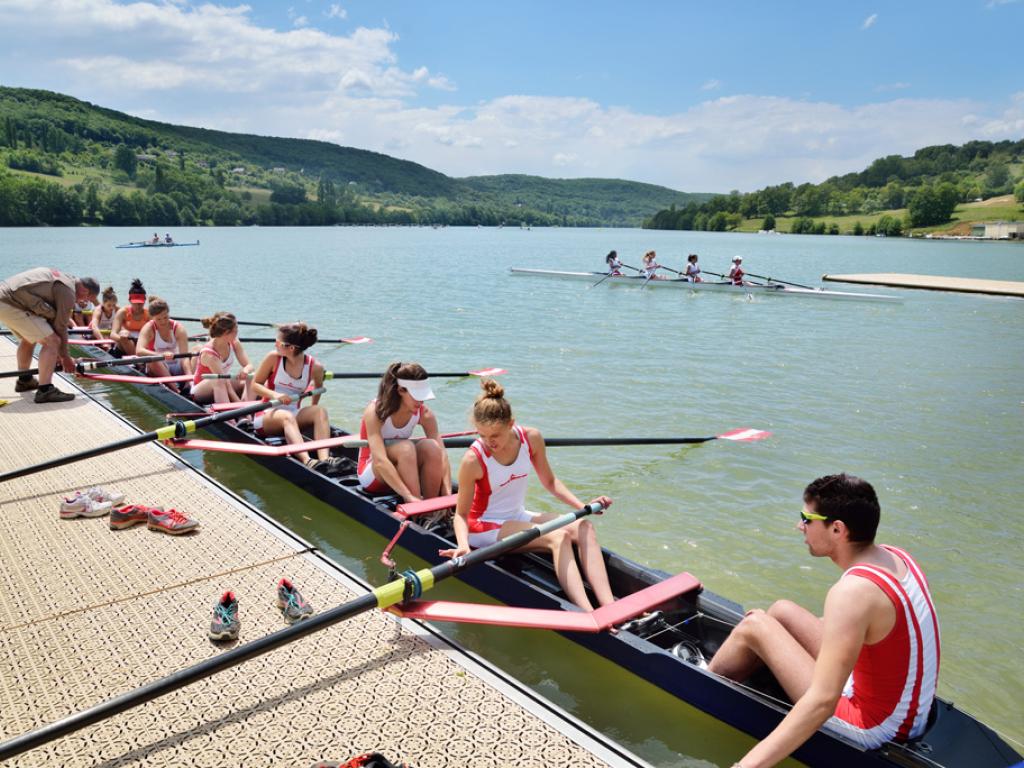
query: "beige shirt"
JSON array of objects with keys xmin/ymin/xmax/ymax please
[{"xmin": 0, "ymin": 267, "xmax": 77, "ymax": 356}]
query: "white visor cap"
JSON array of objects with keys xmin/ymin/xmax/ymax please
[
  {"xmin": 397, "ymin": 377, "xmax": 435, "ymax": 401},
  {"xmin": 732, "ymin": 256, "xmax": 743, "ymax": 262}
]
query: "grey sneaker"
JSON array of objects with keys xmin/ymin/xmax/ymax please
[
  {"xmin": 276, "ymin": 578, "xmax": 314, "ymax": 624},
  {"xmin": 148, "ymin": 507, "xmax": 200, "ymax": 535},
  {"xmin": 14, "ymin": 376, "xmax": 39, "ymax": 392},
  {"xmin": 34, "ymin": 386, "xmax": 74, "ymax": 403},
  {"xmin": 109, "ymin": 504, "xmax": 150, "ymax": 530},
  {"xmin": 209, "ymin": 591, "xmax": 240, "ymax": 641}
]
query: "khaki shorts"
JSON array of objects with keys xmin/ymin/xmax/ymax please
[{"xmin": 0, "ymin": 301, "xmax": 55, "ymax": 343}]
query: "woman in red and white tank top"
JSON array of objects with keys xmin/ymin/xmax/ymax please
[
  {"xmin": 728, "ymin": 256, "xmax": 746, "ymax": 285},
  {"xmin": 136, "ymin": 296, "xmax": 192, "ymax": 378},
  {"xmin": 357, "ymin": 362, "xmax": 450, "ymax": 502},
  {"xmin": 249, "ymin": 323, "xmax": 340, "ymax": 473},
  {"xmin": 110, "ymin": 277, "xmax": 149, "ymax": 356},
  {"xmin": 190, "ymin": 311, "xmax": 252, "ymax": 405},
  {"xmin": 89, "ymin": 286, "xmax": 118, "ymax": 340},
  {"xmin": 439, "ymin": 379, "xmax": 616, "ymax": 612}
]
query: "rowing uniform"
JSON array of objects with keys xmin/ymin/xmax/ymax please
[
  {"xmin": 729, "ymin": 265, "xmax": 745, "ymax": 285},
  {"xmin": 142, "ymin": 319, "xmax": 184, "ymax": 375},
  {"xmin": 357, "ymin": 401, "xmax": 423, "ymax": 492},
  {"xmin": 93, "ymin": 307, "xmax": 115, "ymax": 333},
  {"xmin": 121, "ymin": 307, "xmax": 149, "ymax": 340},
  {"xmin": 825, "ymin": 545, "xmax": 940, "ymax": 749},
  {"xmin": 685, "ymin": 264, "xmax": 701, "ymax": 282},
  {"xmin": 607, "ymin": 259, "xmax": 623, "ymax": 276},
  {"xmin": 253, "ymin": 353, "xmax": 316, "ymax": 434},
  {"xmin": 192, "ymin": 341, "xmax": 237, "ymax": 386},
  {"xmin": 466, "ymin": 425, "xmax": 540, "ymax": 548}
]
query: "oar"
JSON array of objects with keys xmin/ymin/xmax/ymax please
[
  {"xmin": 189, "ymin": 336, "xmax": 372, "ymax": 345},
  {"xmin": 744, "ymin": 272, "xmax": 817, "ymax": 290},
  {"xmin": 619, "ymin": 263, "xmax": 642, "ymax": 273},
  {"xmin": 1, "ymin": 328, "xmax": 94, "ymax": 337},
  {"xmin": 173, "ymin": 316, "xmax": 278, "ymax": 328},
  {"xmin": 591, "ymin": 270, "xmax": 619, "ymax": 288},
  {"xmin": 201, "ymin": 367, "xmax": 505, "ymax": 382},
  {"xmin": 0, "ymin": 397, "xmax": 299, "ymax": 484},
  {"xmin": 76, "ymin": 352, "xmax": 197, "ymax": 371},
  {"xmin": 0, "ymin": 501, "xmax": 604, "ymax": 760},
  {"xmin": 403, "ymin": 427, "xmax": 772, "ymax": 449}
]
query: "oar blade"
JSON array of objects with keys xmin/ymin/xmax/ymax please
[
  {"xmin": 717, "ymin": 428, "xmax": 771, "ymax": 442},
  {"xmin": 339, "ymin": 336, "xmax": 372, "ymax": 345},
  {"xmin": 468, "ymin": 367, "xmax": 506, "ymax": 377}
]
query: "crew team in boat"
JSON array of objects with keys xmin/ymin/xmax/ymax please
[
  {"xmin": 440, "ymin": 378, "xmax": 616, "ymax": 612},
  {"xmin": 249, "ymin": 322, "xmax": 343, "ymax": 473},
  {"xmin": 189, "ymin": 311, "xmax": 253, "ymax": 404},
  {"xmin": 110, "ymin": 278, "xmax": 150, "ymax": 356},
  {"xmin": 135, "ymin": 296, "xmax": 193, "ymax": 378},
  {"xmin": 357, "ymin": 362, "xmax": 451, "ymax": 502}
]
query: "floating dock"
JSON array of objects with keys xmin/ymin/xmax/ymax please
[
  {"xmin": 821, "ymin": 272, "xmax": 1024, "ymax": 297},
  {"xmin": 0, "ymin": 339, "xmax": 647, "ymax": 768}
]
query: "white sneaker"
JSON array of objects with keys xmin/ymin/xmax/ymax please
[
  {"xmin": 59, "ymin": 493, "xmax": 113, "ymax": 519},
  {"xmin": 83, "ymin": 486, "xmax": 126, "ymax": 506}
]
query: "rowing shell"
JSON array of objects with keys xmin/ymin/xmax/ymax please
[
  {"xmin": 115, "ymin": 241, "xmax": 200, "ymax": 249},
  {"xmin": 67, "ymin": 344, "xmax": 1018, "ymax": 768},
  {"xmin": 510, "ymin": 269, "xmax": 902, "ymax": 303}
]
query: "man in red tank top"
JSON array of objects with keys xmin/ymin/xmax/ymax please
[{"xmin": 709, "ymin": 473, "xmax": 940, "ymax": 767}]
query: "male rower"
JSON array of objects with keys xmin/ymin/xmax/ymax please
[
  {"xmin": 711, "ymin": 473, "xmax": 940, "ymax": 767},
  {"xmin": 0, "ymin": 268, "xmax": 101, "ymax": 403}
]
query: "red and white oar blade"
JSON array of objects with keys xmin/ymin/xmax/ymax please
[
  {"xmin": 68, "ymin": 338, "xmax": 115, "ymax": 346},
  {"xmin": 469, "ymin": 367, "xmax": 506, "ymax": 377},
  {"xmin": 339, "ymin": 336, "xmax": 372, "ymax": 345},
  {"xmin": 717, "ymin": 428, "xmax": 771, "ymax": 442}
]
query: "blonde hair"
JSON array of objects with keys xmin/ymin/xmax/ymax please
[
  {"xmin": 201, "ymin": 311, "xmax": 237, "ymax": 338},
  {"xmin": 473, "ymin": 378, "xmax": 512, "ymax": 425},
  {"xmin": 148, "ymin": 296, "xmax": 169, "ymax": 316}
]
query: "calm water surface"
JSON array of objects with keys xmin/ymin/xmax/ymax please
[{"xmin": 2, "ymin": 226, "xmax": 1022, "ymax": 765}]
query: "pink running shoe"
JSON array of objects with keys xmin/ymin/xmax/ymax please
[{"xmin": 148, "ymin": 508, "xmax": 200, "ymax": 535}]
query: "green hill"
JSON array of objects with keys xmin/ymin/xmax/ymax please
[{"xmin": 0, "ymin": 86, "xmax": 706, "ymax": 227}]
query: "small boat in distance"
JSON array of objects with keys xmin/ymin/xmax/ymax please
[
  {"xmin": 510, "ymin": 268, "xmax": 903, "ymax": 303},
  {"xmin": 115, "ymin": 240, "xmax": 200, "ymax": 249}
]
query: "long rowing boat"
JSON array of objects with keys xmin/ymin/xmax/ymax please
[
  {"xmin": 510, "ymin": 268, "xmax": 903, "ymax": 302},
  {"xmin": 115, "ymin": 241, "xmax": 200, "ymax": 249},
  {"xmin": 73, "ymin": 345, "xmax": 1018, "ymax": 768}
]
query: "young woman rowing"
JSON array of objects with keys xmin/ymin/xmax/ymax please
[
  {"xmin": 605, "ymin": 250, "xmax": 623, "ymax": 275},
  {"xmin": 136, "ymin": 296, "xmax": 192, "ymax": 378},
  {"xmin": 641, "ymin": 250, "xmax": 664, "ymax": 280},
  {"xmin": 89, "ymin": 286, "xmax": 118, "ymax": 340},
  {"xmin": 684, "ymin": 254, "xmax": 703, "ymax": 283},
  {"xmin": 249, "ymin": 323, "xmax": 342, "ymax": 474},
  {"xmin": 110, "ymin": 278, "xmax": 149, "ymax": 356},
  {"xmin": 357, "ymin": 362, "xmax": 451, "ymax": 503},
  {"xmin": 189, "ymin": 312, "xmax": 253, "ymax": 405},
  {"xmin": 440, "ymin": 379, "xmax": 615, "ymax": 612}
]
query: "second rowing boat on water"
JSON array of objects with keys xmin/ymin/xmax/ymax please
[
  {"xmin": 115, "ymin": 241, "xmax": 200, "ymax": 249},
  {"xmin": 510, "ymin": 268, "xmax": 903, "ymax": 302},
  {"xmin": 69, "ymin": 345, "xmax": 1017, "ymax": 768}
]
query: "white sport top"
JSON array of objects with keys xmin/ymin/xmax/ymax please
[{"xmin": 468, "ymin": 425, "xmax": 535, "ymax": 533}]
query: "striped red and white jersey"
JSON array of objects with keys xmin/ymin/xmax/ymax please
[
  {"xmin": 468, "ymin": 425, "xmax": 535, "ymax": 534},
  {"xmin": 830, "ymin": 545, "xmax": 940, "ymax": 747}
]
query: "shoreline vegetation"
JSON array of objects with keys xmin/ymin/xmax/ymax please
[
  {"xmin": 0, "ymin": 86, "xmax": 710, "ymax": 228},
  {"xmin": 643, "ymin": 140, "xmax": 1024, "ymax": 238}
]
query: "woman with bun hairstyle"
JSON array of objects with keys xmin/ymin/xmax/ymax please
[
  {"xmin": 89, "ymin": 286, "xmax": 118, "ymax": 340},
  {"xmin": 110, "ymin": 278, "xmax": 150, "ymax": 356},
  {"xmin": 249, "ymin": 323, "xmax": 341, "ymax": 473},
  {"xmin": 357, "ymin": 362, "xmax": 451, "ymax": 502},
  {"xmin": 136, "ymin": 296, "xmax": 193, "ymax": 378},
  {"xmin": 189, "ymin": 311, "xmax": 253, "ymax": 404},
  {"xmin": 440, "ymin": 379, "xmax": 615, "ymax": 612}
]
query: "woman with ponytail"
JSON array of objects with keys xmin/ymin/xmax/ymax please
[
  {"xmin": 189, "ymin": 311, "xmax": 253, "ymax": 404},
  {"xmin": 356, "ymin": 362, "xmax": 451, "ymax": 502},
  {"xmin": 110, "ymin": 278, "xmax": 149, "ymax": 355},
  {"xmin": 439, "ymin": 379, "xmax": 615, "ymax": 612},
  {"xmin": 136, "ymin": 296, "xmax": 192, "ymax": 378},
  {"xmin": 89, "ymin": 286, "xmax": 118, "ymax": 340},
  {"xmin": 248, "ymin": 323, "xmax": 341, "ymax": 473}
]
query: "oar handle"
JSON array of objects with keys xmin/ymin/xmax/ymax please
[{"xmin": 77, "ymin": 351, "xmax": 197, "ymax": 371}]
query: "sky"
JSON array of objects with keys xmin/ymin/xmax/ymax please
[{"xmin": 0, "ymin": 0, "xmax": 1022, "ymax": 192}]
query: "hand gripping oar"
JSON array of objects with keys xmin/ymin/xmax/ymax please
[
  {"xmin": 0, "ymin": 398, "xmax": 287, "ymax": 484},
  {"xmin": 743, "ymin": 272, "xmax": 817, "ymax": 290},
  {"xmin": 201, "ymin": 367, "xmax": 505, "ymax": 382},
  {"xmin": 0, "ymin": 501, "xmax": 604, "ymax": 761}
]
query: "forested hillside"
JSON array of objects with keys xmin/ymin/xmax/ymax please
[
  {"xmin": 644, "ymin": 139, "xmax": 1024, "ymax": 236},
  {"xmin": 0, "ymin": 86, "xmax": 702, "ymax": 227}
]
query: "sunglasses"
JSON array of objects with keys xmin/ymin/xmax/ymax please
[{"xmin": 800, "ymin": 507, "xmax": 829, "ymax": 524}]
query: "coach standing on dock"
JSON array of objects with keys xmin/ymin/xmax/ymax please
[{"xmin": 0, "ymin": 267, "xmax": 100, "ymax": 403}]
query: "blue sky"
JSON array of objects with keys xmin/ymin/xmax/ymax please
[{"xmin": 0, "ymin": 0, "xmax": 1021, "ymax": 191}]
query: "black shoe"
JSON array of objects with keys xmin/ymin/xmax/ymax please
[
  {"xmin": 14, "ymin": 376, "xmax": 39, "ymax": 392},
  {"xmin": 34, "ymin": 386, "xmax": 75, "ymax": 403}
]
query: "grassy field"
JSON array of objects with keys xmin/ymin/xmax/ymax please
[{"xmin": 736, "ymin": 195, "xmax": 1023, "ymax": 235}]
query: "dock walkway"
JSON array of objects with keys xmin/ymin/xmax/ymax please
[
  {"xmin": 822, "ymin": 272, "xmax": 1024, "ymax": 297},
  {"xmin": 0, "ymin": 339, "xmax": 644, "ymax": 768}
]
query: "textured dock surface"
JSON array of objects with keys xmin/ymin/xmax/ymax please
[
  {"xmin": 822, "ymin": 272, "xmax": 1024, "ymax": 297},
  {"xmin": 0, "ymin": 339, "xmax": 641, "ymax": 768}
]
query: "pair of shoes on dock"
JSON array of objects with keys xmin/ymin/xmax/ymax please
[
  {"xmin": 18, "ymin": 376, "xmax": 75, "ymax": 402},
  {"xmin": 60, "ymin": 487, "xmax": 126, "ymax": 519},
  {"xmin": 110, "ymin": 504, "xmax": 200, "ymax": 534},
  {"xmin": 209, "ymin": 578, "xmax": 315, "ymax": 642}
]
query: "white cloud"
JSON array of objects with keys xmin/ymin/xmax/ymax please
[
  {"xmin": 875, "ymin": 82, "xmax": 911, "ymax": 92},
  {"xmin": 700, "ymin": 79, "xmax": 721, "ymax": 91},
  {"xmin": 862, "ymin": 13, "xmax": 878, "ymax": 29},
  {"xmin": 293, "ymin": 15, "xmax": 309, "ymax": 28},
  {"xmin": 986, "ymin": 0, "xmax": 1020, "ymax": 7},
  {"xmin": 553, "ymin": 152, "xmax": 578, "ymax": 166},
  {"xmin": 326, "ymin": 4, "xmax": 347, "ymax": 19}
]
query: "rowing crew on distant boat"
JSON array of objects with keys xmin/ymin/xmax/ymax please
[
  {"xmin": 1, "ymin": 342, "xmax": 1015, "ymax": 768},
  {"xmin": 511, "ymin": 268, "xmax": 903, "ymax": 302},
  {"xmin": 115, "ymin": 237, "xmax": 199, "ymax": 249}
]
